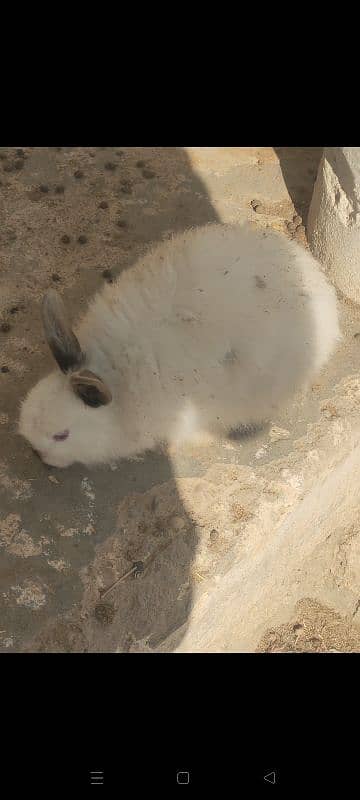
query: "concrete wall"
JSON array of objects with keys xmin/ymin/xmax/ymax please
[{"xmin": 308, "ymin": 148, "xmax": 360, "ymax": 303}]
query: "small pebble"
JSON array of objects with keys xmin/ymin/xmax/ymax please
[
  {"xmin": 78, "ymin": 235, "xmax": 87, "ymax": 245},
  {"xmin": 98, "ymin": 200, "xmax": 109, "ymax": 209},
  {"xmin": 14, "ymin": 159, "xmax": 24, "ymax": 170},
  {"xmin": 55, "ymin": 185, "xmax": 65, "ymax": 194},
  {"xmin": 253, "ymin": 203, "xmax": 263, "ymax": 213},
  {"xmin": 104, "ymin": 162, "xmax": 117, "ymax": 171},
  {"xmin": 39, "ymin": 184, "xmax": 49, "ymax": 193},
  {"xmin": 251, "ymin": 199, "xmax": 259, "ymax": 209},
  {"xmin": 295, "ymin": 225, "xmax": 305, "ymax": 235},
  {"xmin": 136, "ymin": 160, "xmax": 146, "ymax": 168},
  {"xmin": 74, "ymin": 170, "xmax": 84, "ymax": 179},
  {"xmin": 9, "ymin": 306, "xmax": 18, "ymax": 314},
  {"xmin": 51, "ymin": 273, "xmax": 61, "ymax": 282},
  {"xmin": 102, "ymin": 269, "xmax": 113, "ymax": 282},
  {"xmin": 116, "ymin": 219, "xmax": 127, "ymax": 228},
  {"xmin": 0, "ymin": 323, "xmax": 11, "ymax": 333},
  {"xmin": 1, "ymin": 366, "xmax": 9, "ymax": 373},
  {"xmin": 142, "ymin": 168, "xmax": 156, "ymax": 179},
  {"xmin": 293, "ymin": 214, "xmax": 302, "ymax": 225},
  {"xmin": 120, "ymin": 181, "xmax": 132, "ymax": 194},
  {"xmin": 287, "ymin": 221, "xmax": 296, "ymax": 231},
  {"xmin": 61, "ymin": 234, "xmax": 71, "ymax": 244}
]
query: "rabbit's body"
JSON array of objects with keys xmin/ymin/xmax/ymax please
[{"xmin": 19, "ymin": 223, "xmax": 341, "ymax": 468}]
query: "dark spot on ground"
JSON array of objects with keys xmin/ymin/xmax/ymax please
[
  {"xmin": 27, "ymin": 190, "xmax": 43, "ymax": 202},
  {"xmin": 98, "ymin": 201, "xmax": 109, "ymax": 209},
  {"xmin": 94, "ymin": 602, "xmax": 116, "ymax": 626},
  {"xmin": 102, "ymin": 269, "xmax": 113, "ymax": 283},
  {"xmin": 104, "ymin": 162, "xmax": 117, "ymax": 172},
  {"xmin": 255, "ymin": 275, "xmax": 266, "ymax": 289},
  {"xmin": 74, "ymin": 170, "xmax": 84, "ymax": 179},
  {"xmin": 0, "ymin": 323, "xmax": 11, "ymax": 332},
  {"xmin": 78, "ymin": 235, "xmax": 87, "ymax": 245},
  {"xmin": 120, "ymin": 181, "xmax": 132, "ymax": 194},
  {"xmin": 61, "ymin": 234, "xmax": 71, "ymax": 244}
]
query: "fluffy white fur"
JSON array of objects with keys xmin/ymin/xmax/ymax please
[{"xmin": 18, "ymin": 223, "xmax": 341, "ymax": 468}]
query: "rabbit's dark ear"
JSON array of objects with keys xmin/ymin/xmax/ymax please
[
  {"xmin": 70, "ymin": 369, "xmax": 112, "ymax": 408},
  {"xmin": 42, "ymin": 290, "xmax": 84, "ymax": 373}
]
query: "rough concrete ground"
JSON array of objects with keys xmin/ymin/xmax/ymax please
[{"xmin": 1, "ymin": 146, "xmax": 360, "ymax": 653}]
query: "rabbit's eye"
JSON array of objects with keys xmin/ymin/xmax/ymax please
[{"xmin": 53, "ymin": 430, "xmax": 70, "ymax": 442}]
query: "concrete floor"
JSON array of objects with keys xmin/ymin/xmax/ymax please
[{"xmin": 1, "ymin": 146, "xmax": 359, "ymax": 653}]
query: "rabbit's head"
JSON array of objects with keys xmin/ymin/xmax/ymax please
[{"xmin": 18, "ymin": 290, "xmax": 114, "ymax": 468}]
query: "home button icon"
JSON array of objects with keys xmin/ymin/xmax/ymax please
[{"xmin": 177, "ymin": 771, "xmax": 190, "ymax": 784}]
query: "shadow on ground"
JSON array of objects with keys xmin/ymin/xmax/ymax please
[
  {"xmin": 273, "ymin": 147, "xmax": 323, "ymax": 226},
  {"xmin": 0, "ymin": 147, "xmax": 220, "ymax": 652}
]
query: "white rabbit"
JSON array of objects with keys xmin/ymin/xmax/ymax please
[{"xmin": 18, "ymin": 223, "xmax": 341, "ymax": 468}]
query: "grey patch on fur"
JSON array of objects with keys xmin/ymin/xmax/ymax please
[
  {"xmin": 176, "ymin": 310, "xmax": 200, "ymax": 324},
  {"xmin": 228, "ymin": 420, "xmax": 268, "ymax": 441},
  {"xmin": 221, "ymin": 348, "xmax": 238, "ymax": 365},
  {"xmin": 255, "ymin": 275, "xmax": 267, "ymax": 289}
]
